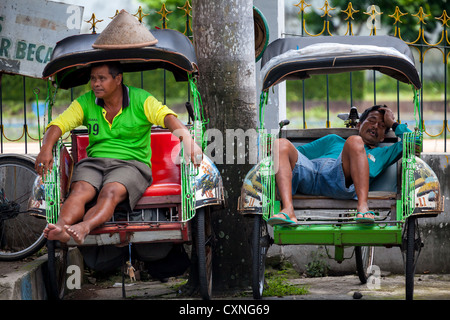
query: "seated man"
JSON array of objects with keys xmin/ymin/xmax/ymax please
[
  {"xmin": 35, "ymin": 62, "xmax": 201, "ymax": 244},
  {"xmin": 268, "ymin": 105, "xmax": 410, "ymax": 226}
]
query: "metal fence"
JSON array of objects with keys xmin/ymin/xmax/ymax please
[
  {"xmin": 285, "ymin": 1, "xmax": 449, "ymax": 152},
  {"xmin": 0, "ymin": 4, "xmax": 193, "ymax": 155},
  {"xmin": 0, "ymin": 1, "xmax": 449, "ymax": 153}
]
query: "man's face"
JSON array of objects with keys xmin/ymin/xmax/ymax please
[
  {"xmin": 357, "ymin": 110, "xmax": 386, "ymax": 148},
  {"xmin": 90, "ymin": 65, "xmax": 122, "ymax": 99}
]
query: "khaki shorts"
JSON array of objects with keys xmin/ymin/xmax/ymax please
[{"xmin": 71, "ymin": 157, "xmax": 152, "ymax": 211}]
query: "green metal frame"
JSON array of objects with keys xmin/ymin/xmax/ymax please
[
  {"xmin": 45, "ymin": 142, "xmax": 61, "ymax": 224},
  {"xmin": 273, "ymin": 223, "xmax": 403, "ymax": 247},
  {"xmin": 179, "ymin": 76, "xmax": 208, "ymax": 222},
  {"xmin": 258, "ymin": 91, "xmax": 277, "ymax": 221}
]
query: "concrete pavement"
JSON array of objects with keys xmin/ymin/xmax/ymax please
[
  {"xmin": 2, "ymin": 250, "xmax": 450, "ymax": 300},
  {"xmin": 63, "ymin": 273, "xmax": 450, "ymax": 300}
]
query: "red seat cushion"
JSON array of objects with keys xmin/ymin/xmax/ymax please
[
  {"xmin": 74, "ymin": 130, "xmax": 182, "ymax": 197},
  {"xmin": 141, "ymin": 183, "xmax": 182, "ymax": 197}
]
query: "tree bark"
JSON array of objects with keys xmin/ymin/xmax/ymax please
[{"xmin": 192, "ymin": 0, "xmax": 257, "ymax": 292}]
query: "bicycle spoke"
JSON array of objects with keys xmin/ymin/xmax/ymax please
[{"xmin": 0, "ymin": 157, "xmax": 47, "ymax": 260}]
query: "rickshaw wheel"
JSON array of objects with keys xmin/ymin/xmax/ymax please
[
  {"xmin": 0, "ymin": 156, "xmax": 47, "ymax": 261},
  {"xmin": 355, "ymin": 246, "xmax": 375, "ymax": 284},
  {"xmin": 46, "ymin": 240, "xmax": 68, "ymax": 300},
  {"xmin": 251, "ymin": 214, "xmax": 270, "ymax": 299},
  {"xmin": 405, "ymin": 216, "xmax": 420, "ymax": 300},
  {"xmin": 195, "ymin": 207, "xmax": 213, "ymax": 300}
]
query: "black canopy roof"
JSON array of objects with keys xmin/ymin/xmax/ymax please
[
  {"xmin": 42, "ymin": 29, "xmax": 197, "ymax": 89},
  {"xmin": 261, "ymin": 35, "xmax": 421, "ymax": 91}
]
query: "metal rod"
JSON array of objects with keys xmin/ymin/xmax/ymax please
[
  {"xmin": 288, "ymin": 220, "xmax": 404, "ymax": 226},
  {"xmin": 23, "ymin": 76, "xmax": 27, "ymax": 153},
  {"xmin": 0, "ymin": 73, "xmax": 3, "ymax": 153}
]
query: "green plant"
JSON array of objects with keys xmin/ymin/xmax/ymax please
[
  {"xmin": 305, "ymin": 249, "xmax": 330, "ymax": 278},
  {"xmin": 262, "ymin": 267, "xmax": 309, "ymax": 297},
  {"xmin": 263, "ymin": 271, "xmax": 309, "ymax": 297}
]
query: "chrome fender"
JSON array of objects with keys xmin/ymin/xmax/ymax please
[
  {"xmin": 238, "ymin": 162, "xmax": 264, "ymax": 215},
  {"xmin": 413, "ymin": 156, "xmax": 444, "ymax": 216},
  {"xmin": 194, "ymin": 155, "xmax": 225, "ymax": 209}
]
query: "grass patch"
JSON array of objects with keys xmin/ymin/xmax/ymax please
[{"xmin": 263, "ymin": 265, "xmax": 309, "ymax": 297}]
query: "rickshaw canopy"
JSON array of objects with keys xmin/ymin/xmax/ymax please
[
  {"xmin": 260, "ymin": 35, "xmax": 421, "ymax": 91},
  {"xmin": 42, "ymin": 28, "xmax": 197, "ymax": 89}
]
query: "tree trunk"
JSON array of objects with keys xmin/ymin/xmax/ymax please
[{"xmin": 192, "ymin": 0, "xmax": 257, "ymax": 292}]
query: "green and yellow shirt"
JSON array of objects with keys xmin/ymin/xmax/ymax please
[{"xmin": 47, "ymin": 85, "xmax": 177, "ymax": 167}]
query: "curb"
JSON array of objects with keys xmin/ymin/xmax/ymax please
[
  {"xmin": 0, "ymin": 248, "xmax": 84, "ymax": 300},
  {"xmin": 0, "ymin": 255, "xmax": 48, "ymax": 300}
]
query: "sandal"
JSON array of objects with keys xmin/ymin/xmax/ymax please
[
  {"xmin": 267, "ymin": 212, "xmax": 296, "ymax": 226},
  {"xmin": 355, "ymin": 211, "xmax": 375, "ymax": 224}
]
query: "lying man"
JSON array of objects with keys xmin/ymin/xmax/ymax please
[
  {"xmin": 268, "ymin": 105, "xmax": 410, "ymax": 226},
  {"xmin": 35, "ymin": 62, "xmax": 201, "ymax": 244}
]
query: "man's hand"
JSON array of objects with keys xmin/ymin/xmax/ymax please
[
  {"xmin": 185, "ymin": 139, "xmax": 204, "ymax": 167},
  {"xmin": 379, "ymin": 106, "xmax": 396, "ymax": 129},
  {"xmin": 35, "ymin": 146, "xmax": 54, "ymax": 177},
  {"xmin": 34, "ymin": 125, "xmax": 62, "ymax": 176},
  {"xmin": 164, "ymin": 114, "xmax": 203, "ymax": 168}
]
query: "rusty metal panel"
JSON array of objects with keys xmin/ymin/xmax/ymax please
[{"xmin": 0, "ymin": 0, "xmax": 83, "ymax": 78}]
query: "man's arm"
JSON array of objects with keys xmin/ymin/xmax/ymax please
[
  {"xmin": 35, "ymin": 125, "xmax": 62, "ymax": 176},
  {"xmin": 34, "ymin": 101, "xmax": 84, "ymax": 176},
  {"xmin": 164, "ymin": 114, "xmax": 203, "ymax": 166}
]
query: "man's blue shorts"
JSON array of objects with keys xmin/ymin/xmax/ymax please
[{"xmin": 292, "ymin": 150, "xmax": 356, "ymax": 199}]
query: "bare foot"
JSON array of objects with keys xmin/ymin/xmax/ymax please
[
  {"xmin": 43, "ymin": 223, "xmax": 70, "ymax": 243},
  {"xmin": 64, "ymin": 223, "xmax": 90, "ymax": 245}
]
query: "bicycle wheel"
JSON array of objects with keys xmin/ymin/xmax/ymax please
[
  {"xmin": 195, "ymin": 207, "xmax": 213, "ymax": 300},
  {"xmin": 0, "ymin": 155, "xmax": 47, "ymax": 261},
  {"xmin": 251, "ymin": 214, "xmax": 270, "ymax": 299},
  {"xmin": 355, "ymin": 246, "xmax": 375, "ymax": 284}
]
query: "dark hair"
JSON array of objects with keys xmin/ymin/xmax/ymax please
[
  {"xmin": 90, "ymin": 62, "xmax": 123, "ymax": 80},
  {"xmin": 359, "ymin": 104, "xmax": 389, "ymax": 133}
]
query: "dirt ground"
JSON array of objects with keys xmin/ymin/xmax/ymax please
[{"xmin": 63, "ymin": 271, "xmax": 450, "ymax": 300}]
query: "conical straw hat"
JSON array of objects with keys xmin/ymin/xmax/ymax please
[{"xmin": 92, "ymin": 9, "xmax": 158, "ymax": 49}]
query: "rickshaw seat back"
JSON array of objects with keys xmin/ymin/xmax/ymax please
[
  {"xmin": 72, "ymin": 132, "xmax": 89, "ymax": 162},
  {"xmin": 71, "ymin": 129, "xmax": 182, "ymax": 197},
  {"xmin": 144, "ymin": 130, "xmax": 181, "ymax": 196}
]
